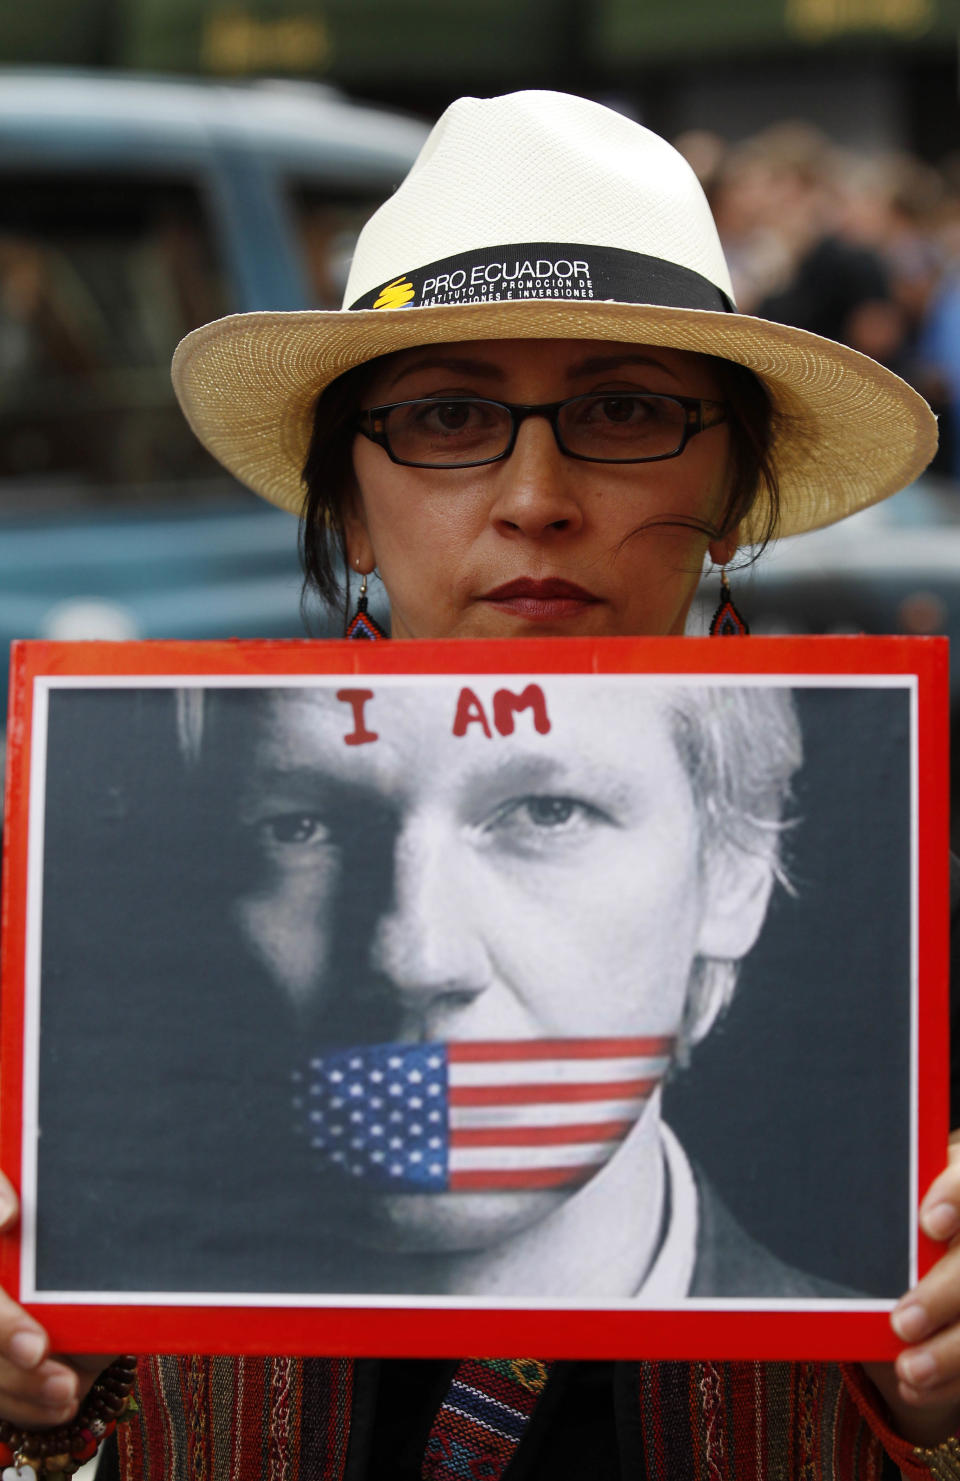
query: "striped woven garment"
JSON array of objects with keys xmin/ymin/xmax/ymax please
[
  {"xmin": 421, "ymin": 1358, "xmax": 551, "ymax": 1480},
  {"xmin": 118, "ymin": 1356, "xmax": 952, "ymax": 1480}
]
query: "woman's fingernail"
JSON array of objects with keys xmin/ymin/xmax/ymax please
[
  {"xmin": 922, "ymin": 1202, "xmax": 960, "ymax": 1240},
  {"xmin": 7, "ymin": 1330, "xmax": 45, "ymax": 1370},
  {"xmin": 900, "ymin": 1350, "xmax": 937, "ymax": 1387},
  {"xmin": 891, "ymin": 1301, "xmax": 930, "ymax": 1343},
  {"xmin": 0, "ymin": 1188, "xmax": 16, "ymax": 1224}
]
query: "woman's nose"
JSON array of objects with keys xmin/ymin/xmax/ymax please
[
  {"xmin": 370, "ymin": 815, "xmax": 490, "ymax": 1022},
  {"xmin": 487, "ymin": 414, "xmax": 584, "ymax": 539}
]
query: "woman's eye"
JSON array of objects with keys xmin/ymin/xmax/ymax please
[
  {"xmin": 431, "ymin": 402, "xmax": 473, "ymax": 432},
  {"xmin": 598, "ymin": 396, "xmax": 645, "ymax": 424},
  {"xmin": 259, "ymin": 814, "xmax": 328, "ymax": 846},
  {"xmin": 417, "ymin": 400, "xmax": 490, "ymax": 434}
]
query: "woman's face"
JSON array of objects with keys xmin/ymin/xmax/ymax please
[
  {"xmin": 230, "ymin": 681, "xmax": 770, "ymax": 1255},
  {"xmin": 347, "ymin": 338, "xmax": 738, "ymax": 640}
]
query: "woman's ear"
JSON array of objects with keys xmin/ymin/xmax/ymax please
[
  {"xmin": 343, "ymin": 491, "xmax": 375, "ymax": 576},
  {"xmin": 707, "ymin": 525, "xmax": 740, "ymax": 568}
]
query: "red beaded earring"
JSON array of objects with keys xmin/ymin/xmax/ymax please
[
  {"xmin": 346, "ymin": 567, "xmax": 387, "ymax": 640},
  {"xmin": 709, "ymin": 568, "xmax": 749, "ymax": 636}
]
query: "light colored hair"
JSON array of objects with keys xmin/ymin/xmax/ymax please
[{"xmin": 668, "ymin": 686, "xmax": 803, "ymax": 1054}]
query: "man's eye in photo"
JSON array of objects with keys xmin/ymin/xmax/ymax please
[
  {"xmin": 261, "ymin": 814, "xmax": 328, "ymax": 845},
  {"xmin": 486, "ymin": 795, "xmax": 609, "ymax": 836}
]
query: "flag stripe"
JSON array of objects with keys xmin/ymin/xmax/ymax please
[
  {"xmin": 447, "ymin": 1037, "xmax": 674, "ymax": 1062},
  {"xmin": 450, "ymin": 1141, "xmax": 613, "ymax": 1171},
  {"xmin": 450, "ymin": 1097, "xmax": 648, "ymax": 1128},
  {"xmin": 448, "ymin": 1056, "xmax": 669, "ymax": 1086},
  {"xmin": 451, "ymin": 1167, "xmax": 594, "ymax": 1190},
  {"xmin": 449, "ymin": 1078, "xmax": 658, "ymax": 1106},
  {"xmin": 451, "ymin": 1118, "xmax": 634, "ymax": 1147}
]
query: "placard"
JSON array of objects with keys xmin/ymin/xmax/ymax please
[{"xmin": 0, "ymin": 635, "xmax": 949, "ymax": 1358}]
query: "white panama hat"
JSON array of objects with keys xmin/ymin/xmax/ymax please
[{"xmin": 171, "ymin": 89, "xmax": 937, "ymax": 542}]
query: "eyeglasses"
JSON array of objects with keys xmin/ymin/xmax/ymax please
[{"xmin": 355, "ymin": 393, "xmax": 728, "ymax": 469}]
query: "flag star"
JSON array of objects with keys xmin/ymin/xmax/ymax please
[
  {"xmin": 308, "ymin": 1059, "xmax": 323, "ymax": 1071},
  {"xmin": 389, "ymin": 1163, "xmax": 404, "ymax": 1176},
  {"xmin": 427, "ymin": 1085, "xmax": 441, "ymax": 1096},
  {"xmin": 371, "ymin": 1150, "xmax": 385, "ymax": 1163},
  {"xmin": 329, "ymin": 1069, "xmax": 344, "ymax": 1082},
  {"xmin": 350, "ymin": 1137, "xmax": 365, "ymax": 1150},
  {"xmin": 330, "ymin": 1097, "xmax": 344, "ymax": 1109},
  {"xmin": 409, "ymin": 1097, "xmax": 423, "ymax": 1109},
  {"xmin": 427, "ymin": 1055, "xmax": 442, "ymax": 1069},
  {"xmin": 349, "ymin": 1057, "xmax": 363, "ymax": 1070},
  {"xmin": 371, "ymin": 1125, "xmax": 384, "ymax": 1136},
  {"xmin": 310, "ymin": 1110, "xmax": 324, "ymax": 1123},
  {"xmin": 370, "ymin": 1097, "xmax": 384, "ymax": 1110},
  {"xmin": 428, "ymin": 1111, "xmax": 441, "ymax": 1123},
  {"xmin": 310, "ymin": 1137, "xmax": 326, "ymax": 1149},
  {"xmin": 410, "ymin": 1123, "xmax": 422, "ymax": 1136},
  {"xmin": 407, "ymin": 1069, "xmax": 423, "ymax": 1083},
  {"xmin": 292, "ymin": 1096, "xmax": 303, "ymax": 1109},
  {"xmin": 349, "ymin": 1110, "xmax": 364, "ymax": 1123},
  {"xmin": 350, "ymin": 1164, "xmax": 364, "ymax": 1176},
  {"xmin": 389, "ymin": 1110, "xmax": 403, "ymax": 1123},
  {"xmin": 428, "ymin": 1137, "xmax": 441, "ymax": 1149},
  {"xmin": 388, "ymin": 1056, "xmax": 402, "ymax": 1069},
  {"xmin": 348, "ymin": 1083, "xmax": 363, "ymax": 1098},
  {"xmin": 388, "ymin": 1083, "xmax": 403, "ymax": 1097},
  {"xmin": 331, "ymin": 1126, "xmax": 344, "ymax": 1137},
  {"xmin": 389, "ymin": 1137, "xmax": 403, "ymax": 1150},
  {"xmin": 332, "ymin": 1150, "xmax": 345, "ymax": 1162},
  {"xmin": 409, "ymin": 1150, "xmax": 423, "ymax": 1163},
  {"xmin": 370, "ymin": 1069, "xmax": 384, "ymax": 1083},
  {"xmin": 429, "ymin": 1164, "xmax": 442, "ymax": 1176},
  {"xmin": 291, "ymin": 1070, "xmax": 304, "ymax": 1082}
]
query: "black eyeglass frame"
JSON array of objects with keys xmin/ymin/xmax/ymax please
[{"xmin": 355, "ymin": 393, "xmax": 729, "ymax": 468}]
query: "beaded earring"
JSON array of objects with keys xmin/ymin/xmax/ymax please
[
  {"xmin": 346, "ymin": 567, "xmax": 387, "ymax": 640},
  {"xmin": 709, "ymin": 568, "xmax": 749, "ymax": 636}
]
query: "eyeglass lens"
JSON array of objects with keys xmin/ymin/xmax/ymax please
[{"xmin": 382, "ymin": 394, "xmax": 691, "ymax": 465}]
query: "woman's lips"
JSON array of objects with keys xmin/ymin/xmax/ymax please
[{"xmin": 480, "ymin": 578, "xmax": 601, "ymax": 622}]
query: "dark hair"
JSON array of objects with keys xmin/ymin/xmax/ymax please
[{"xmin": 299, "ymin": 350, "xmax": 781, "ymax": 620}]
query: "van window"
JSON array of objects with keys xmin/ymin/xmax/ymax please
[
  {"xmin": 0, "ymin": 174, "xmax": 230, "ymax": 512},
  {"xmin": 288, "ymin": 186, "xmax": 382, "ymax": 308}
]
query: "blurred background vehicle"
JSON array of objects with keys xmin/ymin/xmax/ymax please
[{"xmin": 0, "ymin": 69, "xmax": 425, "ymax": 723}]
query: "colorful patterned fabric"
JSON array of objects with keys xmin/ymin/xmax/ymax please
[
  {"xmin": 121, "ymin": 1356, "xmax": 353, "ymax": 1481},
  {"xmin": 421, "ymin": 1358, "xmax": 551, "ymax": 1480},
  {"xmin": 122, "ymin": 1356, "xmax": 955, "ymax": 1480}
]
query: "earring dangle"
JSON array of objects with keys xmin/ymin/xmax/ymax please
[
  {"xmin": 709, "ymin": 568, "xmax": 750, "ymax": 637},
  {"xmin": 346, "ymin": 569, "xmax": 387, "ymax": 640}
]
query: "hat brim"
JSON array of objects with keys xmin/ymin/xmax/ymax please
[{"xmin": 171, "ymin": 298, "xmax": 937, "ymax": 543}]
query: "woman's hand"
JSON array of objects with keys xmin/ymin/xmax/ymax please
[
  {"xmin": 0, "ymin": 1173, "xmax": 109, "ymax": 1427},
  {"xmin": 865, "ymin": 1132, "xmax": 960, "ymax": 1445}
]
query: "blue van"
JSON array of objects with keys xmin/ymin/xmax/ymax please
[{"xmin": 0, "ymin": 70, "xmax": 427, "ymax": 714}]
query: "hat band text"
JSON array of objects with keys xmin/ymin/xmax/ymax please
[{"xmin": 350, "ymin": 242, "xmax": 735, "ymax": 314}]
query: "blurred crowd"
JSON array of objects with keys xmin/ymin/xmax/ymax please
[{"xmin": 676, "ymin": 122, "xmax": 960, "ymax": 480}]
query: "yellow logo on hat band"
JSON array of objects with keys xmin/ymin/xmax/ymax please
[{"xmin": 373, "ymin": 276, "xmax": 415, "ymax": 309}]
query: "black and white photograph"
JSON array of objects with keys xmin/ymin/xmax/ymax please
[{"xmin": 20, "ymin": 669, "xmax": 915, "ymax": 1312}]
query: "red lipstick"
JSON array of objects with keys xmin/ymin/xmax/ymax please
[{"xmin": 480, "ymin": 578, "xmax": 601, "ymax": 622}]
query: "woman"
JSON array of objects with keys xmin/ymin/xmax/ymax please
[{"xmin": 0, "ymin": 88, "xmax": 956, "ymax": 1480}]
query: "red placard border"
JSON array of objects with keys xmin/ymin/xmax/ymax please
[{"xmin": 0, "ymin": 634, "xmax": 950, "ymax": 1360}]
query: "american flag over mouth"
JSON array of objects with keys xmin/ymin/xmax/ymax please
[{"xmin": 292, "ymin": 1037, "xmax": 675, "ymax": 1193}]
